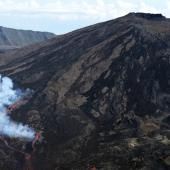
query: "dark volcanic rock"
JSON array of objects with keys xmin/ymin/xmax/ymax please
[
  {"xmin": 128, "ymin": 12, "xmax": 166, "ymax": 20},
  {"xmin": 0, "ymin": 12, "xmax": 170, "ymax": 170}
]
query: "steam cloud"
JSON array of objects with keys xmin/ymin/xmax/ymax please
[{"xmin": 0, "ymin": 74, "xmax": 35, "ymax": 140}]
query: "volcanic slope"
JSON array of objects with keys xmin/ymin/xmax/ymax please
[
  {"xmin": 0, "ymin": 26, "xmax": 55, "ymax": 52},
  {"xmin": 0, "ymin": 13, "xmax": 170, "ymax": 170}
]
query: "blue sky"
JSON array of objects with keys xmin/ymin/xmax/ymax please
[{"xmin": 0, "ymin": 0, "xmax": 169, "ymax": 34}]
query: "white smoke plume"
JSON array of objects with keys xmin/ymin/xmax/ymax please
[{"xmin": 0, "ymin": 74, "xmax": 35, "ymax": 140}]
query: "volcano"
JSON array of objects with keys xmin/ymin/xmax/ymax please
[{"xmin": 0, "ymin": 12, "xmax": 170, "ymax": 169}]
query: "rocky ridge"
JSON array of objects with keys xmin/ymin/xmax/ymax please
[{"xmin": 0, "ymin": 26, "xmax": 55, "ymax": 52}]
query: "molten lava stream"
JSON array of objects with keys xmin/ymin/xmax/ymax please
[
  {"xmin": 23, "ymin": 153, "xmax": 34, "ymax": 170},
  {"xmin": 0, "ymin": 136, "xmax": 35, "ymax": 170},
  {"xmin": 23, "ymin": 132, "xmax": 42, "ymax": 170}
]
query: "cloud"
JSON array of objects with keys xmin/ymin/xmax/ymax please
[
  {"xmin": 0, "ymin": 0, "xmax": 169, "ymax": 34},
  {"xmin": 0, "ymin": 0, "xmax": 168, "ymax": 22}
]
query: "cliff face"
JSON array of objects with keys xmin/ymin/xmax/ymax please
[
  {"xmin": 0, "ymin": 13, "xmax": 170, "ymax": 170},
  {"xmin": 0, "ymin": 26, "xmax": 55, "ymax": 52}
]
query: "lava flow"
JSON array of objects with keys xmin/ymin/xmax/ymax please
[
  {"xmin": 0, "ymin": 131, "xmax": 42, "ymax": 170},
  {"xmin": 0, "ymin": 74, "xmax": 37, "ymax": 169},
  {"xmin": 23, "ymin": 132, "xmax": 42, "ymax": 170},
  {"xmin": 0, "ymin": 74, "xmax": 35, "ymax": 139},
  {"xmin": 7, "ymin": 95, "xmax": 32, "ymax": 114}
]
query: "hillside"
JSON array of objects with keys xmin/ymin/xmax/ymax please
[
  {"xmin": 0, "ymin": 26, "xmax": 55, "ymax": 52},
  {"xmin": 0, "ymin": 13, "xmax": 170, "ymax": 170}
]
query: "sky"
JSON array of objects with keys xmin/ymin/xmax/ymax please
[{"xmin": 0, "ymin": 0, "xmax": 169, "ymax": 34}]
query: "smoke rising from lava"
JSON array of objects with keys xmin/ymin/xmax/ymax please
[{"xmin": 0, "ymin": 74, "xmax": 35, "ymax": 140}]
